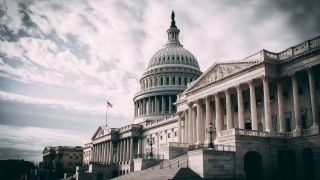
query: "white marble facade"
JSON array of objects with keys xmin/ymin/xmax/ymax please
[{"xmin": 83, "ymin": 12, "xmax": 320, "ymax": 178}]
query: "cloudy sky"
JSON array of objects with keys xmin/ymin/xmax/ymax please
[{"xmin": 0, "ymin": 0, "xmax": 319, "ymax": 163}]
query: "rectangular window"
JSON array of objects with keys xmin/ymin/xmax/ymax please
[
  {"xmin": 283, "ymin": 91, "xmax": 289, "ymax": 99},
  {"xmin": 298, "ymin": 86, "xmax": 303, "ymax": 95}
]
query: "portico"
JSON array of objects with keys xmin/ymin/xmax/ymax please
[{"xmin": 176, "ymin": 47, "xmax": 320, "ymax": 143}]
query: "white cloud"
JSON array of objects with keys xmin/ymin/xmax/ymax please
[{"xmin": 0, "ymin": 0, "xmax": 319, "ymax": 161}]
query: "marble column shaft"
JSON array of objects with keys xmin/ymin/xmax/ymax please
[
  {"xmin": 237, "ymin": 85, "xmax": 245, "ymax": 129},
  {"xmin": 130, "ymin": 138, "xmax": 134, "ymax": 160},
  {"xmin": 178, "ymin": 113, "xmax": 182, "ymax": 142},
  {"xmin": 263, "ymin": 77, "xmax": 272, "ymax": 132},
  {"xmin": 307, "ymin": 68, "xmax": 319, "ymax": 126},
  {"xmin": 184, "ymin": 111, "xmax": 188, "ymax": 143},
  {"xmin": 205, "ymin": 97, "xmax": 211, "ymax": 143},
  {"xmin": 169, "ymin": 95, "xmax": 172, "ymax": 113},
  {"xmin": 188, "ymin": 105, "xmax": 193, "ymax": 143},
  {"xmin": 277, "ymin": 81, "xmax": 285, "ymax": 133},
  {"xmin": 226, "ymin": 90, "xmax": 233, "ymax": 129},
  {"xmin": 215, "ymin": 94, "xmax": 222, "ymax": 132},
  {"xmin": 249, "ymin": 81, "xmax": 258, "ymax": 130},
  {"xmin": 196, "ymin": 102, "xmax": 201, "ymax": 144},
  {"xmin": 292, "ymin": 74, "xmax": 301, "ymax": 129},
  {"xmin": 162, "ymin": 96, "xmax": 165, "ymax": 113}
]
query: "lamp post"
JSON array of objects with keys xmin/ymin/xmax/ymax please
[
  {"xmin": 146, "ymin": 134, "xmax": 155, "ymax": 158},
  {"xmin": 205, "ymin": 122, "xmax": 216, "ymax": 149}
]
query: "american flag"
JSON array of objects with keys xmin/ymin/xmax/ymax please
[{"xmin": 107, "ymin": 101, "xmax": 113, "ymax": 108}]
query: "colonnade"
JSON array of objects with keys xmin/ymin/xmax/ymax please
[
  {"xmin": 141, "ymin": 75, "xmax": 193, "ymax": 90},
  {"xmin": 92, "ymin": 137, "xmax": 140, "ymax": 164},
  {"xmin": 177, "ymin": 68, "xmax": 318, "ymax": 143},
  {"xmin": 134, "ymin": 95, "xmax": 176, "ymax": 117}
]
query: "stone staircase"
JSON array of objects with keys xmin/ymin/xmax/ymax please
[{"xmin": 112, "ymin": 153, "xmax": 201, "ymax": 180}]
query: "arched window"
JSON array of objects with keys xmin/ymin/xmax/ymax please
[
  {"xmin": 160, "ymin": 77, "xmax": 163, "ymax": 86},
  {"xmin": 172, "ymin": 77, "xmax": 175, "ymax": 85},
  {"xmin": 178, "ymin": 77, "xmax": 181, "ymax": 85},
  {"xmin": 303, "ymin": 148, "xmax": 314, "ymax": 180},
  {"xmin": 244, "ymin": 151, "xmax": 263, "ymax": 180},
  {"xmin": 166, "ymin": 77, "xmax": 169, "ymax": 85},
  {"xmin": 155, "ymin": 77, "xmax": 158, "ymax": 86}
]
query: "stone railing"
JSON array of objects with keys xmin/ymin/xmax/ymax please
[
  {"xmin": 143, "ymin": 115, "xmax": 177, "ymax": 129},
  {"xmin": 218, "ymin": 127, "xmax": 319, "ymax": 138},
  {"xmin": 160, "ymin": 142, "xmax": 189, "ymax": 148},
  {"xmin": 234, "ymin": 128, "xmax": 270, "ymax": 137},
  {"xmin": 119, "ymin": 124, "xmax": 142, "ymax": 133},
  {"xmin": 278, "ymin": 36, "xmax": 320, "ymax": 60},
  {"xmin": 301, "ymin": 129, "xmax": 311, "ymax": 136}
]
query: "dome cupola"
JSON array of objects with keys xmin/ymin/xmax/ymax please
[{"xmin": 133, "ymin": 11, "xmax": 202, "ymax": 124}]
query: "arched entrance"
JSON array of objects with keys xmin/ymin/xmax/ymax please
[
  {"xmin": 286, "ymin": 150, "xmax": 296, "ymax": 180},
  {"xmin": 277, "ymin": 150, "xmax": 285, "ymax": 179},
  {"xmin": 303, "ymin": 148, "xmax": 314, "ymax": 180},
  {"xmin": 244, "ymin": 151, "xmax": 263, "ymax": 180}
]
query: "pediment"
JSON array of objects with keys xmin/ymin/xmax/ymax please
[
  {"xmin": 188, "ymin": 61, "xmax": 260, "ymax": 91},
  {"xmin": 91, "ymin": 126, "xmax": 107, "ymax": 140}
]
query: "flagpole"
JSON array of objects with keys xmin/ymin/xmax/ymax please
[{"xmin": 106, "ymin": 106, "xmax": 108, "ymax": 127}]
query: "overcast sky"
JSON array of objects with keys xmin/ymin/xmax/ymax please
[{"xmin": 0, "ymin": 0, "xmax": 319, "ymax": 163}]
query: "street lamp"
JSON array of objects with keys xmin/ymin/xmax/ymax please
[
  {"xmin": 205, "ymin": 122, "xmax": 216, "ymax": 149},
  {"xmin": 146, "ymin": 135, "xmax": 155, "ymax": 158}
]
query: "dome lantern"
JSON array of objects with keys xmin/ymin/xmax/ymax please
[{"xmin": 166, "ymin": 11, "xmax": 181, "ymax": 46}]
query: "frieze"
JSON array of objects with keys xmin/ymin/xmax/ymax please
[{"xmin": 193, "ymin": 62, "xmax": 258, "ymax": 89}]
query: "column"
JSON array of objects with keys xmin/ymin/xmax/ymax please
[
  {"xmin": 130, "ymin": 137, "xmax": 134, "ymax": 160},
  {"xmin": 184, "ymin": 110, "xmax": 189, "ymax": 143},
  {"xmin": 237, "ymin": 85, "xmax": 245, "ymax": 129},
  {"xmin": 155, "ymin": 96, "xmax": 159, "ymax": 114},
  {"xmin": 188, "ymin": 104, "xmax": 193, "ymax": 143},
  {"xmin": 92, "ymin": 145, "xmax": 96, "ymax": 162},
  {"xmin": 307, "ymin": 68, "xmax": 319, "ymax": 127},
  {"xmin": 148, "ymin": 97, "xmax": 152, "ymax": 115},
  {"xmin": 126, "ymin": 138, "xmax": 130, "ymax": 162},
  {"xmin": 169, "ymin": 95, "xmax": 172, "ymax": 113},
  {"xmin": 292, "ymin": 73, "xmax": 301, "ymax": 131},
  {"xmin": 162, "ymin": 95, "xmax": 165, "ymax": 113},
  {"xmin": 277, "ymin": 81, "xmax": 285, "ymax": 133},
  {"xmin": 119, "ymin": 140, "xmax": 123, "ymax": 162},
  {"xmin": 110, "ymin": 141, "xmax": 114, "ymax": 162},
  {"xmin": 102, "ymin": 142, "xmax": 105, "ymax": 163},
  {"xmin": 134, "ymin": 103, "xmax": 136, "ymax": 117},
  {"xmin": 195, "ymin": 101, "xmax": 201, "ymax": 144},
  {"xmin": 193, "ymin": 106, "xmax": 197, "ymax": 143},
  {"xmin": 137, "ymin": 138, "xmax": 141, "ymax": 154},
  {"xmin": 205, "ymin": 97, "xmax": 211, "ymax": 143},
  {"xmin": 139, "ymin": 100, "xmax": 142, "ymax": 116},
  {"xmin": 106, "ymin": 141, "xmax": 109, "ymax": 163},
  {"xmin": 263, "ymin": 77, "xmax": 272, "ymax": 132},
  {"xmin": 97, "ymin": 144, "xmax": 100, "ymax": 162},
  {"xmin": 116, "ymin": 142, "xmax": 120, "ymax": 163},
  {"xmin": 156, "ymin": 133, "xmax": 159, "ymax": 154},
  {"xmin": 226, "ymin": 89, "xmax": 233, "ymax": 129},
  {"xmin": 249, "ymin": 80, "xmax": 258, "ymax": 130},
  {"xmin": 144, "ymin": 99, "xmax": 146, "ymax": 115},
  {"xmin": 215, "ymin": 94, "xmax": 222, "ymax": 132},
  {"xmin": 178, "ymin": 112, "xmax": 182, "ymax": 142}
]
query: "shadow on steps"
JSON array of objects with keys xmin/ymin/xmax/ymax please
[{"xmin": 169, "ymin": 168, "xmax": 202, "ymax": 180}]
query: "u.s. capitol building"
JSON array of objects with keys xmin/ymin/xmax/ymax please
[{"xmin": 78, "ymin": 12, "xmax": 320, "ymax": 180}]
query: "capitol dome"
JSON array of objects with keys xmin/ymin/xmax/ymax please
[{"xmin": 133, "ymin": 11, "xmax": 202, "ymax": 124}]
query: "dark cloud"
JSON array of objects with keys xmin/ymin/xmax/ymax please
[
  {"xmin": 64, "ymin": 33, "xmax": 90, "ymax": 60},
  {"xmin": 18, "ymin": 2, "xmax": 37, "ymax": 28},
  {"xmin": 269, "ymin": 0, "xmax": 320, "ymax": 40},
  {"xmin": 0, "ymin": 147, "xmax": 41, "ymax": 162},
  {"xmin": 0, "ymin": 53, "xmax": 24, "ymax": 68}
]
